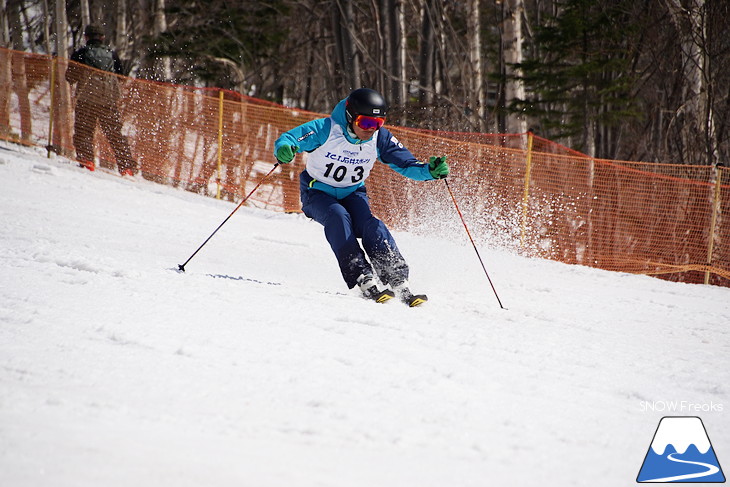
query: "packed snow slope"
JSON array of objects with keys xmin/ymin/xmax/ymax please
[{"xmin": 1, "ymin": 142, "xmax": 728, "ymax": 487}]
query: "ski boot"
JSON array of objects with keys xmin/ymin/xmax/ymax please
[
  {"xmin": 357, "ymin": 273, "xmax": 395, "ymax": 303},
  {"xmin": 392, "ymin": 280, "xmax": 428, "ymax": 307}
]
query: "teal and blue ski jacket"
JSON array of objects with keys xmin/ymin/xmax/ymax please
[{"xmin": 274, "ymin": 98, "xmax": 434, "ymax": 199}]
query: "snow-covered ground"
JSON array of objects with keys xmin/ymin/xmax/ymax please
[{"xmin": 1, "ymin": 142, "xmax": 728, "ymax": 486}]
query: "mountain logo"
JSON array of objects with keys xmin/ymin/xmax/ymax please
[{"xmin": 637, "ymin": 416, "xmax": 725, "ymax": 483}]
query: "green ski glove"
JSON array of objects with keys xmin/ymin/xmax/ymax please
[
  {"xmin": 276, "ymin": 145, "xmax": 299, "ymax": 164},
  {"xmin": 428, "ymin": 156, "xmax": 449, "ymax": 179}
]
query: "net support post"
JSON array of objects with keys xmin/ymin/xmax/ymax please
[
  {"xmin": 705, "ymin": 164, "xmax": 723, "ymax": 284},
  {"xmin": 520, "ymin": 131, "xmax": 534, "ymax": 248},
  {"xmin": 216, "ymin": 90, "xmax": 224, "ymax": 199},
  {"xmin": 46, "ymin": 57, "xmax": 56, "ymax": 158}
]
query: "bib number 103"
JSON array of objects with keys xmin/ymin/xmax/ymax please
[{"xmin": 323, "ymin": 163, "xmax": 364, "ymax": 183}]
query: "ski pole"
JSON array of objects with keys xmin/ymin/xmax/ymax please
[
  {"xmin": 443, "ymin": 179, "xmax": 505, "ymax": 309},
  {"xmin": 178, "ymin": 163, "xmax": 280, "ymax": 272}
]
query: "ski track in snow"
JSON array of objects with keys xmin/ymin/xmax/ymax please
[{"xmin": 0, "ymin": 142, "xmax": 728, "ymax": 487}]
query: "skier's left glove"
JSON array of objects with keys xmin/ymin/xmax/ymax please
[
  {"xmin": 428, "ymin": 156, "xmax": 449, "ymax": 179},
  {"xmin": 276, "ymin": 145, "xmax": 299, "ymax": 164}
]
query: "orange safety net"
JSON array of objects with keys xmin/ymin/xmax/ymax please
[{"xmin": 1, "ymin": 47, "xmax": 728, "ymax": 287}]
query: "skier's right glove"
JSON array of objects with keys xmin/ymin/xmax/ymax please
[
  {"xmin": 428, "ymin": 156, "xmax": 449, "ymax": 179},
  {"xmin": 276, "ymin": 145, "xmax": 299, "ymax": 164}
]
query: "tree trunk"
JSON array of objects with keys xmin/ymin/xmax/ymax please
[
  {"xmin": 0, "ymin": 0, "xmax": 10, "ymax": 138},
  {"xmin": 54, "ymin": 0, "xmax": 68, "ymax": 60},
  {"xmin": 418, "ymin": 1, "xmax": 435, "ymax": 105},
  {"xmin": 9, "ymin": 0, "xmax": 32, "ymax": 141},
  {"xmin": 466, "ymin": 0, "xmax": 485, "ymax": 131},
  {"xmin": 664, "ymin": 0, "xmax": 715, "ymax": 165},
  {"xmin": 0, "ymin": 0, "xmax": 8, "ymax": 47},
  {"xmin": 333, "ymin": 0, "xmax": 360, "ymax": 91},
  {"xmin": 80, "ymin": 0, "xmax": 90, "ymax": 27},
  {"xmin": 115, "ymin": 0, "xmax": 129, "ymax": 61},
  {"xmin": 53, "ymin": 0, "xmax": 72, "ymax": 153},
  {"xmin": 379, "ymin": 0, "xmax": 391, "ymax": 99},
  {"xmin": 41, "ymin": 0, "xmax": 52, "ymax": 54},
  {"xmin": 153, "ymin": 0, "xmax": 171, "ymax": 81},
  {"xmin": 379, "ymin": 0, "xmax": 404, "ymax": 106},
  {"xmin": 397, "ymin": 1, "xmax": 406, "ymax": 119},
  {"xmin": 503, "ymin": 0, "xmax": 527, "ymax": 134}
]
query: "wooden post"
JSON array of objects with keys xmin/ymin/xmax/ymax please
[
  {"xmin": 216, "ymin": 90, "xmax": 224, "ymax": 199},
  {"xmin": 520, "ymin": 131, "xmax": 534, "ymax": 248},
  {"xmin": 46, "ymin": 57, "xmax": 56, "ymax": 158},
  {"xmin": 705, "ymin": 165, "xmax": 723, "ymax": 284}
]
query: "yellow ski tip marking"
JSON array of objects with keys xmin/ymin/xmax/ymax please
[{"xmin": 409, "ymin": 297, "xmax": 427, "ymax": 307}]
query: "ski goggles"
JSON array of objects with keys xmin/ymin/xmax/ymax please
[{"xmin": 353, "ymin": 114, "xmax": 386, "ymax": 130}]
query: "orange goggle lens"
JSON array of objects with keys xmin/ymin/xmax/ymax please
[{"xmin": 354, "ymin": 115, "xmax": 386, "ymax": 130}]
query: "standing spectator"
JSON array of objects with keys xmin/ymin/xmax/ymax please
[
  {"xmin": 274, "ymin": 88, "xmax": 449, "ymax": 306},
  {"xmin": 66, "ymin": 24, "xmax": 137, "ymax": 176}
]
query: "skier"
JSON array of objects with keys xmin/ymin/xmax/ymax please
[{"xmin": 273, "ymin": 88, "xmax": 449, "ymax": 306}]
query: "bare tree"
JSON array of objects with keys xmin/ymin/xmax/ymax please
[
  {"xmin": 0, "ymin": 0, "xmax": 10, "ymax": 138},
  {"xmin": 664, "ymin": 0, "xmax": 716, "ymax": 165},
  {"xmin": 0, "ymin": 0, "xmax": 9, "ymax": 48},
  {"xmin": 418, "ymin": 0, "xmax": 436, "ymax": 105},
  {"xmin": 502, "ymin": 0, "xmax": 527, "ymax": 134},
  {"xmin": 54, "ymin": 0, "xmax": 68, "ymax": 57},
  {"xmin": 41, "ymin": 0, "xmax": 52, "ymax": 54},
  {"xmin": 153, "ymin": 0, "xmax": 171, "ymax": 80},
  {"xmin": 333, "ymin": 0, "xmax": 361, "ymax": 91},
  {"xmin": 79, "ymin": 0, "xmax": 90, "ymax": 27},
  {"xmin": 9, "ymin": 0, "xmax": 32, "ymax": 140},
  {"xmin": 378, "ymin": 0, "xmax": 405, "ymax": 106},
  {"xmin": 115, "ymin": 0, "xmax": 129, "ymax": 60},
  {"xmin": 396, "ymin": 1, "xmax": 407, "ymax": 112},
  {"xmin": 466, "ymin": 0, "xmax": 486, "ymax": 131},
  {"xmin": 50, "ymin": 0, "xmax": 72, "ymax": 155}
]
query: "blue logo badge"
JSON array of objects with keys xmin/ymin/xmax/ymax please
[{"xmin": 637, "ymin": 416, "xmax": 725, "ymax": 483}]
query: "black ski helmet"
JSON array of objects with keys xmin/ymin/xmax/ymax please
[{"xmin": 345, "ymin": 88, "xmax": 388, "ymax": 124}]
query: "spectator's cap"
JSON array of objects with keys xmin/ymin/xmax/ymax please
[{"xmin": 83, "ymin": 24, "xmax": 105, "ymax": 39}]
